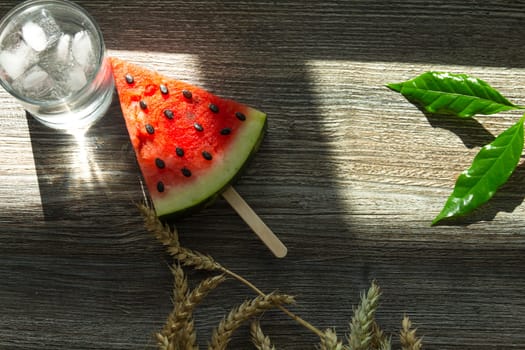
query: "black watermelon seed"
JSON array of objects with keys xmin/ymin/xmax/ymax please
[
  {"xmin": 235, "ymin": 111, "xmax": 246, "ymax": 121},
  {"xmin": 181, "ymin": 167, "xmax": 192, "ymax": 177},
  {"xmin": 175, "ymin": 147, "xmax": 184, "ymax": 157},
  {"xmin": 194, "ymin": 122, "xmax": 204, "ymax": 132},
  {"xmin": 163, "ymin": 109, "xmax": 174, "ymax": 119},
  {"xmin": 160, "ymin": 84, "xmax": 169, "ymax": 95},
  {"xmin": 140, "ymin": 100, "xmax": 147, "ymax": 110},
  {"xmin": 202, "ymin": 151, "xmax": 213, "ymax": 160},
  {"xmin": 125, "ymin": 74, "xmax": 134, "ymax": 84},
  {"xmin": 220, "ymin": 127, "xmax": 231, "ymax": 135},
  {"xmin": 155, "ymin": 158, "xmax": 165, "ymax": 169},
  {"xmin": 182, "ymin": 89, "xmax": 192, "ymax": 99},
  {"xmin": 157, "ymin": 181, "xmax": 165, "ymax": 192},
  {"xmin": 209, "ymin": 103, "xmax": 219, "ymax": 113},
  {"xmin": 145, "ymin": 124, "xmax": 154, "ymax": 134}
]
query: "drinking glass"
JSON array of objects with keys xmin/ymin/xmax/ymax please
[{"xmin": 0, "ymin": 0, "xmax": 114, "ymax": 130}]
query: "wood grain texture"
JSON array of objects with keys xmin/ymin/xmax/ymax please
[{"xmin": 1, "ymin": 0, "xmax": 525, "ymax": 349}]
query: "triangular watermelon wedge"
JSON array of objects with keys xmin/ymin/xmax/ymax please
[{"xmin": 110, "ymin": 57, "xmax": 267, "ymax": 219}]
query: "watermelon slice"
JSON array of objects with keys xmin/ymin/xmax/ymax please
[{"xmin": 110, "ymin": 57, "xmax": 267, "ymax": 219}]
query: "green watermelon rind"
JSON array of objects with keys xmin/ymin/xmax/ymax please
[{"xmin": 152, "ymin": 107, "xmax": 267, "ymax": 220}]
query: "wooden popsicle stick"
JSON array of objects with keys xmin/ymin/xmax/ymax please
[{"xmin": 222, "ymin": 186, "xmax": 288, "ymax": 258}]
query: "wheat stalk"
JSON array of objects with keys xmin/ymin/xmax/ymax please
[
  {"xmin": 400, "ymin": 315, "xmax": 422, "ymax": 350},
  {"xmin": 208, "ymin": 293, "xmax": 295, "ymax": 350},
  {"xmin": 250, "ymin": 320, "xmax": 276, "ymax": 350},
  {"xmin": 347, "ymin": 281, "xmax": 381, "ymax": 350}
]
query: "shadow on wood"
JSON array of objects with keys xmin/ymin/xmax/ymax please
[{"xmin": 26, "ymin": 98, "xmax": 143, "ymax": 222}]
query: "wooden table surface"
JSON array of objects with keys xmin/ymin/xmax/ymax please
[{"xmin": 2, "ymin": 1, "xmax": 525, "ymax": 349}]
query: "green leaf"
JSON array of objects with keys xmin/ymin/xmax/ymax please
[
  {"xmin": 388, "ymin": 72, "xmax": 523, "ymax": 118},
  {"xmin": 432, "ymin": 116, "xmax": 525, "ymax": 225}
]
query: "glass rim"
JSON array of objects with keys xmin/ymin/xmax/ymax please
[{"xmin": 0, "ymin": 0, "xmax": 106, "ymax": 107}]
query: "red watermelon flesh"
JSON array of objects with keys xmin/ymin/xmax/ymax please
[{"xmin": 110, "ymin": 57, "xmax": 267, "ymax": 218}]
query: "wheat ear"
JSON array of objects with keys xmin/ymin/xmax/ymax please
[
  {"xmin": 400, "ymin": 315, "xmax": 422, "ymax": 350},
  {"xmin": 172, "ymin": 264, "xmax": 189, "ymax": 306},
  {"xmin": 163, "ymin": 271, "xmax": 227, "ymax": 350},
  {"xmin": 159, "ymin": 264, "xmax": 189, "ymax": 341},
  {"xmin": 155, "ymin": 332, "xmax": 171, "ymax": 350},
  {"xmin": 139, "ymin": 204, "xmax": 324, "ymax": 339},
  {"xmin": 172, "ymin": 246, "xmax": 224, "ymax": 272},
  {"xmin": 139, "ymin": 204, "xmax": 224, "ymax": 272},
  {"xmin": 138, "ymin": 203, "xmax": 180, "ymax": 247},
  {"xmin": 157, "ymin": 264, "xmax": 197, "ymax": 350},
  {"xmin": 370, "ymin": 321, "xmax": 391, "ymax": 350},
  {"xmin": 161, "ymin": 264, "xmax": 191, "ymax": 342},
  {"xmin": 347, "ymin": 281, "xmax": 381, "ymax": 350},
  {"xmin": 320, "ymin": 328, "xmax": 346, "ymax": 350},
  {"xmin": 173, "ymin": 318, "xmax": 198, "ymax": 350},
  {"xmin": 208, "ymin": 293, "xmax": 295, "ymax": 350},
  {"xmin": 165, "ymin": 273, "xmax": 227, "ymax": 336},
  {"xmin": 250, "ymin": 320, "xmax": 276, "ymax": 350}
]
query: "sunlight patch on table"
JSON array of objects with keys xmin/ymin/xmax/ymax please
[
  {"xmin": 108, "ymin": 50, "xmax": 205, "ymax": 86},
  {"xmin": 305, "ymin": 59, "xmax": 525, "ymax": 223},
  {"xmin": 69, "ymin": 129, "xmax": 105, "ymax": 186}
]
